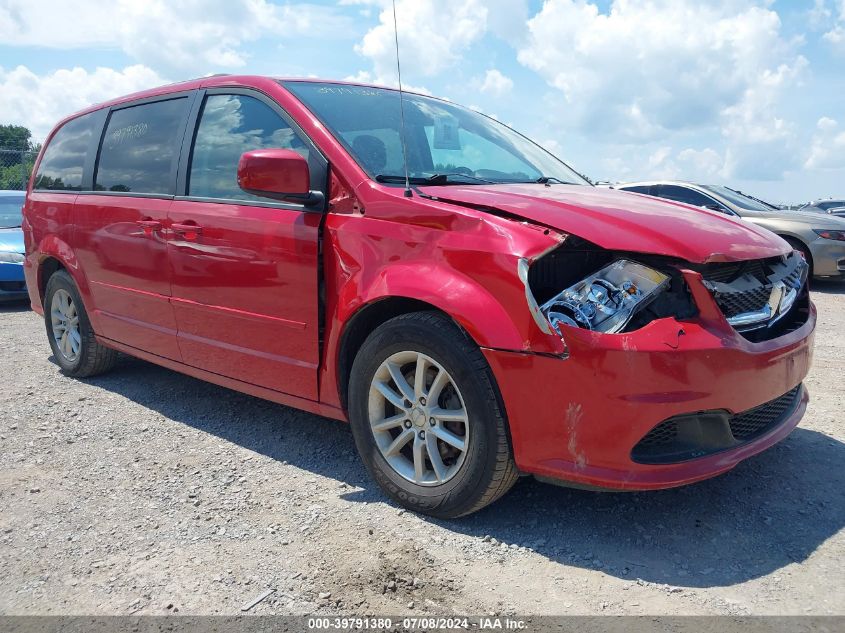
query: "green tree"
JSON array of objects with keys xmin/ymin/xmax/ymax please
[{"xmin": 0, "ymin": 124, "xmax": 34, "ymax": 151}]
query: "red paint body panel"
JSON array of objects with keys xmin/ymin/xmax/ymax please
[
  {"xmin": 418, "ymin": 184, "xmax": 791, "ymax": 263},
  {"xmin": 22, "ymin": 192, "xmax": 78, "ymax": 315},
  {"xmin": 73, "ymin": 195, "xmax": 179, "ymax": 360},
  {"xmin": 23, "ymin": 76, "xmax": 817, "ymax": 494},
  {"xmin": 99, "ymin": 334, "xmax": 345, "ymax": 422},
  {"xmin": 168, "ymin": 200, "xmax": 321, "ymax": 400},
  {"xmin": 237, "ymin": 149, "xmax": 310, "ymax": 197},
  {"xmin": 484, "ymin": 298, "xmax": 815, "ymax": 489}
]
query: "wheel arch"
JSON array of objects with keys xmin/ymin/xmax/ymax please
[
  {"xmin": 777, "ymin": 234, "xmax": 814, "ymax": 272},
  {"xmin": 37, "ymin": 256, "xmax": 65, "ymax": 302},
  {"xmin": 337, "ymin": 296, "xmax": 466, "ymax": 411}
]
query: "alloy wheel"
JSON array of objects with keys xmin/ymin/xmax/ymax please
[
  {"xmin": 51, "ymin": 289, "xmax": 81, "ymax": 362},
  {"xmin": 368, "ymin": 351, "xmax": 469, "ymax": 486}
]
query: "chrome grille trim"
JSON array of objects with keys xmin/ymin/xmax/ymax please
[{"xmin": 702, "ymin": 252, "xmax": 808, "ymax": 332}]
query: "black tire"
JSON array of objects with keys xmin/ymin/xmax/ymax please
[
  {"xmin": 348, "ymin": 311, "xmax": 518, "ymax": 518},
  {"xmin": 44, "ymin": 270, "xmax": 118, "ymax": 377}
]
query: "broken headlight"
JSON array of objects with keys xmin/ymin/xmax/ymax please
[{"xmin": 539, "ymin": 260, "xmax": 669, "ymax": 334}]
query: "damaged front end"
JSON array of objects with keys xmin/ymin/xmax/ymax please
[
  {"xmin": 522, "ymin": 236, "xmax": 811, "ymax": 345},
  {"xmin": 523, "ymin": 237, "xmax": 698, "ymax": 341}
]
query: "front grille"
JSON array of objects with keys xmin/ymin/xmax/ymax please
[
  {"xmin": 717, "ymin": 285, "xmax": 771, "ymax": 317},
  {"xmin": 701, "ymin": 252, "xmax": 808, "ymax": 338},
  {"xmin": 703, "ymin": 259, "xmax": 768, "ymax": 284},
  {"xmin": 631, "ymin": 384, "xmax": 803, "ymax": 464},
  {"xmin": 730, "ymin": 385, "xmax": 801, "ymax": 440}
]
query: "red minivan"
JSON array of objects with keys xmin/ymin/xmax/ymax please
[{"xmin": 23, "ymin": 76, "xmax": 814, "ymax": 517}]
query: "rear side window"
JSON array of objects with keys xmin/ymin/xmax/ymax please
[
  {"xmin": 655, "ymin": 185, "xmax": 714, "ymax": 209},
  {"xmin": 95, "ymin": 98, "xmax": 188, "ymax": 195},
  {"xmin": 34, "ymin": 112, "xmax": 99, "ymax": 191},
  {"xmin": 188, "ymin": 94, "xmax": 310, "ymax": 201}
]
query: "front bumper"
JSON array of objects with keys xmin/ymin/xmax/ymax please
[
  {"xmin": 809, "ymin": 237, "xmax": 845, "ymax": 278},
  {"xmin": 0, "ymin": 261, "xmax": 28, "ymax": 301},
  {"xmin": 484, "ymin": 284, "xmax": 815, "ymax": 491}
]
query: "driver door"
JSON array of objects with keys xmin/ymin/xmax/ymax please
[{"xmin": 167, "ymin": 90, "xmax": 327, "ymax": 400}]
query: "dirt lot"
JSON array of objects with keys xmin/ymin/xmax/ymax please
[{"xmin": 1, "ymin": 284, "xmax": 843, "ymax": 617}]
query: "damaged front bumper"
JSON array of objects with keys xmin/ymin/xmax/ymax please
[{"xmin": 483, "ymin": 272, "xmax": 815, "ymax": 491}]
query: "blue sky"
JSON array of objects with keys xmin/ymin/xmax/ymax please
[{"xmin": 1, "ymin": 0, "xmax": 843, "ymax": 204}]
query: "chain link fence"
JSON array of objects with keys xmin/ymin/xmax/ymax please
[{"xmin": 0, "ymin": 149, "xmax": 38, "ymax": 190}]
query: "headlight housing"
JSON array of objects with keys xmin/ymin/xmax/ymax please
[
  {"xmin": 0, "ymin": 251, "xmax": 24, "ymax": 264},
  {"xmin": 539, "ymin": 259, "xmax": 669, "ymax": 335}
]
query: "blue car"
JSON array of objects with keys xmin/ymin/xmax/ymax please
[{"xmin": 0, "ymin": 190, "xmax": 28, "ymax": 302}]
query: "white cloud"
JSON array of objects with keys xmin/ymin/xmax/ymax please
[
  {"xmin": 353, "ymin": 0, "xmax": 489, "ymax": 86},
  {"xmin": 480, "ymin": 0, "xmax": 530, "ymax": 46},
  {"xmin": 815, "ymin": 0, "xmax": 845, "ymax": 49},
  {"xmin": 818, "ymin": 116, "xmax": 838, "ymax": 131},
  {"xmin": 478, "ymin": 69, "xmax": 514, "ymax": 97},
  {"xmin": 809, "ymin": 0, "xmax": 833, "ymax": 28},
  {"xmin": 806, "ymin": 118, "xmax": 845, "ymax": 170},
  {"xmin": 516, "ymin": 0, "xmax": 806, "ymax": 180},
  {"xmin": 0, "ymin": 0, "xmax": 350, "ymax": 76},
  {"xmin": 516, "ymin": 1, "xmax": 801, "ymax": 138},
  {"xmin": 636, "ymin": 146, "xmax": 723, "ymax": 181},
  {"xmin": 677, "ymin": 148, "xmax": 724, "ymax": 178},
  {"xmin": 0, "ymin": 65, "xmax": 165, "ymax": 140}
]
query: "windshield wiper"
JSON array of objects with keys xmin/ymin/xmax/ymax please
[
  {"xmin": 375, "ymin": 173, "xmax": 496, "ymax": 186},
  {"xmin": 535, "ymin": 176, "xmax": 577, "ymax": 185}
]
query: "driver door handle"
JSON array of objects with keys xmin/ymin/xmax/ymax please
[{"xmin": 171, "ymin": 223, "xmax": 203, "ymax": 240}]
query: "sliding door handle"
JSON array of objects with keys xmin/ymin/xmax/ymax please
[{"xmin": 136, "ymin": 219, "xmax": 161, "ymax": 235}]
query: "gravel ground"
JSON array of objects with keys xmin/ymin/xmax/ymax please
[{"xmin": 1, "ymin": 284, "xmax": 843, "ymax": 616}]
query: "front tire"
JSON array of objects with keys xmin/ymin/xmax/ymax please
[
  {"xmin": 783, "ymin": 237, "xmax": 813, "ymax": 279},
  {"xmin": 44, "ymin": 270, "xmax": 117, "ymax": 377},
  {"xmin": 348, "ymin": 312, "xmax": 518, "ymax": 518}
]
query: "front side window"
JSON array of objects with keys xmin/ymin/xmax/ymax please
[
  {"xmin": 95, "ymin": 98, "xmax": 188, "ymax": 195},
  {"xmin": 34, "ymin": 112, "xmax": 99, "ymax": 191},
  {"xmin": 189, "ymin": 94, "xmax": 310, "ymax": 201},
  {"xmin": 283, "ymin": 81, "xmax": 588, "ymax": 186}
]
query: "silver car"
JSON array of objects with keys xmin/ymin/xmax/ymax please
[
  {"xmin": 616, "ymin": 181, "xmax": 845, "ymax": 279},
  {"xmin": 800, "ymin": 199, "xmax": 845, "ymax": 218}
]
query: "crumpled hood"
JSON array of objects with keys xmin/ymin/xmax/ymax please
[
  {"xmin": 0, "ymin": 227, "xmax": 24, "ymax": 254},
  {"xmin": 418, "ymin": 184, "xmax": 790, "ymax": 264}
]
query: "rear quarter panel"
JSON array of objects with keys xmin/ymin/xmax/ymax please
[{"xmin": 23, "ymin": 192, "xmax": 84, "ymax": 316}]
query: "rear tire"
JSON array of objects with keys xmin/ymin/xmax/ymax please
[
  {"xmin": 44, "ymin": 270, "xmax": 117, "ymax": 377},
  {"xmin": 348, "ymin": 311, "xmax": 518, "ymax": 518}
]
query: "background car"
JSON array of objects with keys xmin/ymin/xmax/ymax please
[
  {"xmin": 0, "ymin": 190, "xmax": 27, "ymax": 302},
  {"xmin": 616, "ymin": 181, "xmax": 845, "ymax": 279},
  {"xmin": 800, "ymin": 199, "xmax": 845, "ymax": 218}
]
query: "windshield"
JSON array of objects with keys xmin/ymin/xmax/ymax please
[
  {"xmin": 698, "ymin": 184, "xmax": 773, "ymax": 212},
  {"xmin": 283, "ymin": 82, "xmax": 588, "ymax": 186},
  {"xmin": 0, "ymin": 195, "xmax": 24, "ymax": 228}
]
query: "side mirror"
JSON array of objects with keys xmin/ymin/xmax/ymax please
[{"xmin": 237, "ymin": 149, "xmax": 324, "ymax": 207}]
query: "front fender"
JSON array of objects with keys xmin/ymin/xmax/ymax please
[{"xmin": 346, "ymin": 262, "xmax": 528, "ymax": 351}]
